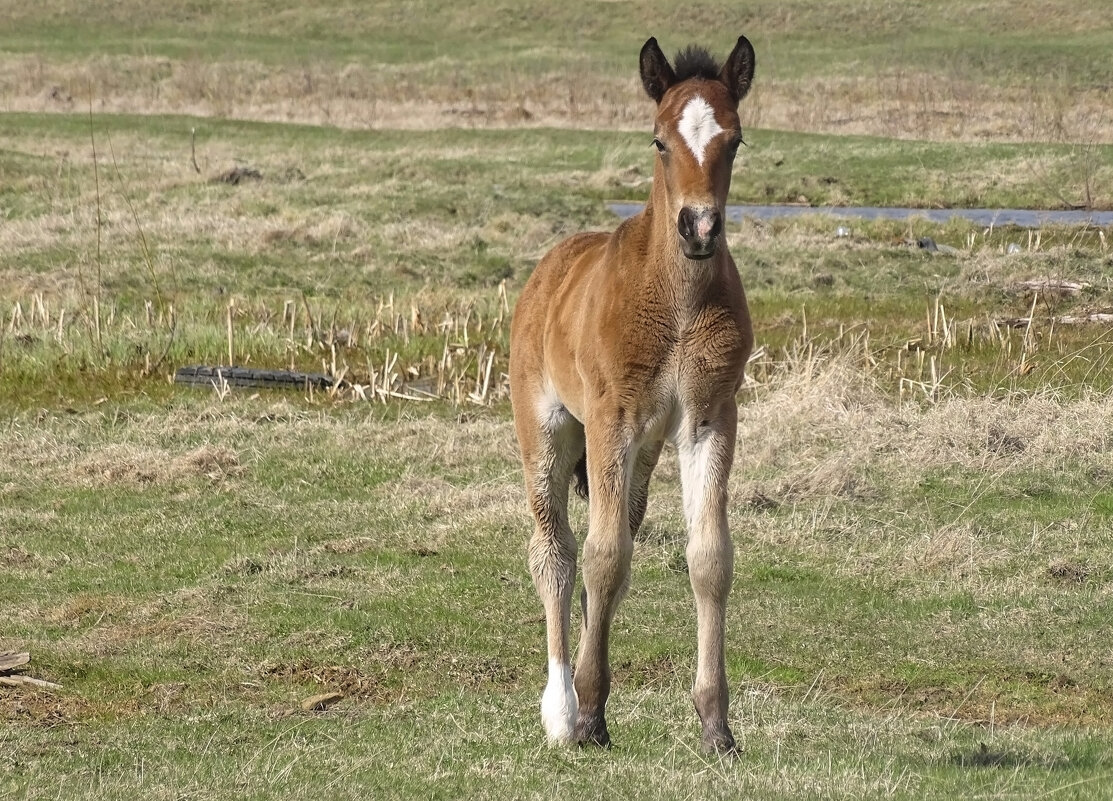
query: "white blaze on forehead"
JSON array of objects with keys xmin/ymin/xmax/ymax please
[{"xmin": 677, "ymin": 95, "xmax": 724, "ymax": 166}]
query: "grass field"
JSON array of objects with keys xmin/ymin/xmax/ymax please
[
  {"xmin": 3, "ymin": 2, "xmax": 1113, "ymax": 799},
  {"xmin": 4, "ymin": 0, "xmax": 1113, "ymax": 142}
]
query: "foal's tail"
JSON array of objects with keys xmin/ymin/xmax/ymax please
[{"xmin": 573, "ymin": 451, "xmax": 589, "ymax": 500}]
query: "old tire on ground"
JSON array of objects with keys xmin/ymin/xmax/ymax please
[{"xmin": 174, "ymin": 365, "xmax": 336, "ymax": 390}]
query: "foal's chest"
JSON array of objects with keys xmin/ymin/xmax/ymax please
[{"xmin": 633, "ymin": 305, "xmax": 750, "ymax": 428}]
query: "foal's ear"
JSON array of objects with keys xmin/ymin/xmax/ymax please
[
  {"xmin": 639, "ymin": 37, "xmax": 676, "ymax": 104},
  {"xmin": 718, "ymin": 35, "xmax": 756, "ymax": 104}
]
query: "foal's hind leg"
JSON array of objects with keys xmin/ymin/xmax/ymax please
[
  {"xmin": 677, "ymin": 405, "xmax": 739, "ymax": 754},
  {"xmin": 516, "ymin": 405, "xmax": 584, "ymax": 743}
]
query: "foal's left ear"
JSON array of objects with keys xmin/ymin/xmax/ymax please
[
  {"xmin": 718, "ymin": 35, "xmax": 756, "ymax": 104},
  {"xmin": 640, "ymin": 37, "xmax": 676, "ymax": 104}
]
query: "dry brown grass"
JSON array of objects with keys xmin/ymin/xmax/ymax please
[
  {"xmin": 93, "ymin": 342, "xmax": 1081, "ymax": 589},
  {"xmin": 0, "ymin": 428, "xmax": 243, "ymax": 490},
  {"xmin": 73, "ymin": 443, "xmax": 243, "ymax": 487},
  {"xmin": 750, "ymin": 75, "xmax": 1113, "ymax": 144},
  {"xmin": 6, "ymin": 52, "xmax": 1112, "ymax": 143},
  {"xmin": 735, "ymin": 348, "xmax": 1113, "ymax": 498}
]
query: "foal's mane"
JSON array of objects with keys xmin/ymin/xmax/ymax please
[{"xmin": 672, "ymin": 45, "xmax": 721, "ymax": 82}]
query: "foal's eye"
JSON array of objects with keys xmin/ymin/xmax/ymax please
[{"xmin": 652, "ymin": 138, "xmax": 666, "ymax": 153}]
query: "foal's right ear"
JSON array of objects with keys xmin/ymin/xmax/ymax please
[{"xmin": 639, "ymin": 37, "xmax": 675, "ymax": 104}]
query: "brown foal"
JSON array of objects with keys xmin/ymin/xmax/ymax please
[{"xmin": 509, "ymin": 36, "xmax": 756, "ymax": 754}]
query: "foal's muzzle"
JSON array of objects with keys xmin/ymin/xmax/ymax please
[{"xmin": 677, "ymin": 207, "xmax": 723, "ymax": 260}]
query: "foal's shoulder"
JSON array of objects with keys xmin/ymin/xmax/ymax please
[
  {"xmin": 548, "ymin": 230, "xmax": 611, "ymax": 263},
  {"xmin": 531, "ymin": 230, "xmax": 611, "ymax": 281}
]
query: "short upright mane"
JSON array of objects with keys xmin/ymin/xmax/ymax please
[{"xmin": 673, "ymin": 45, "xmax": 721, "ymax": 82}]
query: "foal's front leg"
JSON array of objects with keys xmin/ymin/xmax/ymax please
[
  {"xmin": 574, "ymin": 420, "xmax": 634, "ymax": 747},
  {"xmin": 677, "ymin": 405, "xmax": 739, "ymax": 754}
]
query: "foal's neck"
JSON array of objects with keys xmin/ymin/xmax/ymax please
[{"xmin": 640, "ymin": 191, "xmax": 724, "ymax": 303}]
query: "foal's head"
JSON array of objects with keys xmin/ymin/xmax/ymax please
[{"xmin": 639, "ymin": 37, "xmax": 755, "ymax": 261}]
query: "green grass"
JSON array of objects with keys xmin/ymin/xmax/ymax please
[{"xmin": 4, "ymin": 393, "xmax": 1113, "ymax": 798}]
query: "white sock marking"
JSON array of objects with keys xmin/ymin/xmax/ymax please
[
  {"xmin": 540, "ymin": 658, "xmax": 578, "ymax": 744},
  {"xmin": 679, "ymin": 434, "xmax": 713, "ymax": 530},
  {"xmin": 677, "ymin": 96, "xmax": 724, "ymax": 166}
]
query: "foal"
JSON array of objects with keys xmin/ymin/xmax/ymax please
[{"xmin": 509, "ymin": 36, "xmax": 755, "ymax": 754}]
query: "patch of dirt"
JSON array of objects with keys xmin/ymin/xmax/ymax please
[
  {"xmin": 750, "ymin": 461, "xmax": 873, "ymax": 505},
  {"xmin": 221, "ymin": 552, "xmax": 364, "ymax": 583},
  {"xmin": 951, "ymin": 741, "xmax": 1069, "ymax": 769},
  {"xmin": 95, "ymin": 614, "xmax": 243, "ymax": 649},
  {"xmin": 745, "ymin": 490, "xmax": 782, "ymax": 511},
  {"xmin": 261, "ymin": 225, "xmax": 319, "ymax": 247},
  {"xmin": 836, "ymin": 673, "xmax": 1113, "ymax": 727},
  {"xmin": 142, "ymin": 682, "xmax": 188, "ymax": 715},
  {"xmin": 260, "ymin": 660, "xmax": 393, "ymax": 704},
  {"xmin": 0, "ymin": 688, "xmax": 93, "ymax": 727},
  {"xmin": 41, "ymin": 592, "xmax": 254, "ymax": 655},
  {"xmin": 213, "ymin": 165, "xmax": 262, "ymax": 185},
  {"xmin": 614, "ymin": 653, "xmax": 684, "ymax": 688},
  {"xmin": 296, "ymin": 564, "xmax": 362, "ymax": 581},
  {"xmin": 178, "ymin": 446, "xmax": 243, "ymax": 478},
  {"xmin": 45, "ymin": 594, "xmax": 130, "ymax": 626},
  {"xmin": 320, "ymin": 536, "xmax": 377, "ymax": 554},
  {"xmin": 986, "ymin": 426, "xmax": 1026, "ymax": 456},
  {"xmin": 1, "ymin": 545, "xmax": 36, "ymax": 567},
  {"xmin": 222, "ymin": 555, "xmax": 268, "ymax": 576},
  {"xmin": 370, "ymin": 642, "xmax": 422, "ymax": 671},
  {"xmin": 1048, "ymin": 559, "xmax": 1090, "ymax": 583},
  {"xmin": 261, "ymin": 641, "xmax": 522, "ymax": 703},
  {"xmin": 444, "ymin": 656, "xmax": 520, "ymax": 691}
]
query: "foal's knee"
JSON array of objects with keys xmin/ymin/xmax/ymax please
[
  {"xmin": 581, "ymin": 534, "xmax": 634, "ymax": 601},
  {"xmin": 528, "ymin": 530, "xmax": 576, "ymax": 593},
  {"xmin": 686, "ymin": 537, "xmax": 734, "ymax": 597}
]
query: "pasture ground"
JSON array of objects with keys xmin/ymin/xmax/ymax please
[{"xmin": 3, "ymin": 2, "xmax": 1113, "ymax": 798}]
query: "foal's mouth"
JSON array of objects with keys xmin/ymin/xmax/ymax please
[{"xmin": 682, "ymin": 242, "xmax": 719, "ymax": 261}]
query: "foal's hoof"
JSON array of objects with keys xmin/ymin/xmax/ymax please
[
  {"xmin": 574, "ymin": 713, "xmax": 611, "ymax": 749},
  {"xmin": 700, "ymin": 725, "xmax": 739, "ymax": 757}
]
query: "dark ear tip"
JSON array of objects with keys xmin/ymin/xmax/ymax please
[
  {"xmin": 719, "ymin": 35, "xmax": 756, "ymax": 103},
  {"xmin": 639, "ymin": 36, "xmax": 674, "ymax": 103}
]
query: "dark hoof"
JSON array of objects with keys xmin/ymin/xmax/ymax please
[
  {"xmin": 574, "ymin": 713, "xmax": 611, "ymax": 748},
  {"xmin": 701, "ymin": 725, "xmax": 738, "ymax": 756}
]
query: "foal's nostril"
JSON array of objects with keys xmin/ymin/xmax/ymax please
[{"xmin": 677, "ymin": 208, "xmax": 696, "ymax": 240}]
